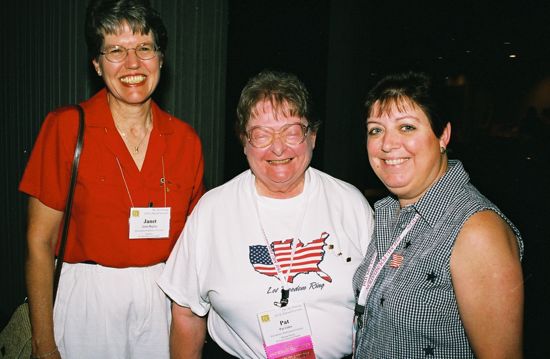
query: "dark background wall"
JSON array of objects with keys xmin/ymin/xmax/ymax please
[
  {"xmin": 2, "ymin": 0, "xmax": 549, "ymax": 357},
  {"xmin": 223, "ymin": 4, "xmax": 549, "ymax": 359}
]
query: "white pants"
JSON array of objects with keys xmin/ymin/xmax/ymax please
[{"xmin": 53, "ymin": 262, "xmax": 170, "ymax": 359}]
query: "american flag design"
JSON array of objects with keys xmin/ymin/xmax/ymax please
[
  {"xmin": 389, "ymin": 253, "xmax": 404, "ymax": 268},
  {"xmin": 249, "ymin": 232, "xmax": 332, "ymax": 283}
]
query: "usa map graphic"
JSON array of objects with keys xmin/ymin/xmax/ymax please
[{"xmin": 249, "ymin": 232, "xmax": 332, "ymax": 283}]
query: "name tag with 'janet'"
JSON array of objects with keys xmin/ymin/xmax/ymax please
[{"xmin": 128, "ymin": 207, "xmax": 171, "ymax": 239}]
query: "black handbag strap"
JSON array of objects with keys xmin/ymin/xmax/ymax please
[{"xmin": 52, "ymin": 104, "xmax": 85, "ymax": 303}]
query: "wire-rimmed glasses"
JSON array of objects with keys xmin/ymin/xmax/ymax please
[
  {"xmin": 246, "ymin": 123, "xmax": 310, "ymax": 148},
  {"xmin": 100, "ymin": 43, "xmax": 159, "ymax": 63}
]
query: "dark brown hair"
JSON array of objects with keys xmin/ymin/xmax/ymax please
[
  {"xmin": 364, "ymin": 71, "xmax": 449, "ymax": 137},
  {"xmin": 85, "ymin": 0, "xmax": 168, "ymax": 60}
]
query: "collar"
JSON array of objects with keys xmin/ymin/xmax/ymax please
[
  {"xmin": 375, "ymin": 160, "xmax": 470, "ymax": 228},
  {"xmin": 79, "ymin": 88, "xmax": 175, "ymax": 135},
  {"xmin": 249, "ymin": 167, "xmax": 313, "ymax": 200}
]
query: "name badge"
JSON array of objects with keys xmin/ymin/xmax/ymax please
[
  {"xmin": 128, "ymin": 207, "xmax": 171, "ymax": 239},
  {"xmin": 257, "ymin": 303, "xmax": 316, "ymax": 359}
]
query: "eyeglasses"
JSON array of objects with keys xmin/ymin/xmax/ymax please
[
  {"xmin": 100, "ymin": 43, "xmax": 159, "ymax": 63},
  {"xmin": 246, "ymin": 123, "xmax": 310, "ymax": 148}
]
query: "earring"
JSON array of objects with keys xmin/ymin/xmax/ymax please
[
  {"xmin": 440, "ymin": 146, "xmax": 447, "ymax": 154},
  {"xmin": 97, "ymin": 69, "xmax": 102, "ymax": 76}
]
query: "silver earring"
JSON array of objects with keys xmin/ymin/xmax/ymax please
[{"xmin": 97, "ymin": 69, "xmax": 102, "ymax": 76}]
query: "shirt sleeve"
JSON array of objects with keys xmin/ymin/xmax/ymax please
[
  {"xmin": 19, "ymin": 108, "xmax": 80, "ymax": 210},
  {"xmin": 157, "ymin": 203, "xmax": 211, "ymax": 316},
  {"xmin": 339, "ymin": 180, "xmax": 375, "ymax": 256}
]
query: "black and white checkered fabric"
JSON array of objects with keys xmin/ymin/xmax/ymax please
[{"xmin": 352, "ymin": 160, "xmax": 523, "ymax": 358}]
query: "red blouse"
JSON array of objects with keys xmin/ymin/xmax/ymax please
[{"xmin": 20, "ymin": 89, "xmax": 205, "ymax": 267}]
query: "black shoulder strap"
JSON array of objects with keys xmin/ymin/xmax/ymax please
[{"xmin": 52, "ymin": 104, "xmax": 85, "ymax": 303}]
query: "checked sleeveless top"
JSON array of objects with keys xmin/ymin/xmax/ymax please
[{"xmin": 352, "ymin": 160, "xmax": 523, "ymax": 358}]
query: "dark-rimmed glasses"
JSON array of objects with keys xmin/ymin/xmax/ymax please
[
  {"xmin": 100, "ymin": 43, "xmax": 159, "ymax": 63},
  {"xmin": 246, "ymin": 123, "xmax": 310, "ymax": 148}
]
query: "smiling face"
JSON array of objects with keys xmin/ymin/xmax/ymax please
[
  {"xmin": 92, "ymin": 22, "xmax": 162, "ymax": 106},
  {"xmin": 244, "ymin": 99, "xmax": 317, "ymax": 199},
  {"xmin": 366, "ymin": 99, "xmax": 451, "ymax": 207}
]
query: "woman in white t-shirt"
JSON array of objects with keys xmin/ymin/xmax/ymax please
[{"xmin": 158, "ymin": 70, "xmax": 374, "ymax": 359}]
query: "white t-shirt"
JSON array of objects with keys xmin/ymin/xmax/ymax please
[{"xmin": 158, "ymin": 168, "xmax": 374, "ymax": 358}]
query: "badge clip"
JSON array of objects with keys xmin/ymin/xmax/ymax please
[{"xmin": 274, "ymin": 288, "xmax": 290, "ymax": 307}]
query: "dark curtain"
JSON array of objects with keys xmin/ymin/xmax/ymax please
[{"xmin": 0, "ymin": 0, "xmax": 227, "ymax": 327}]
